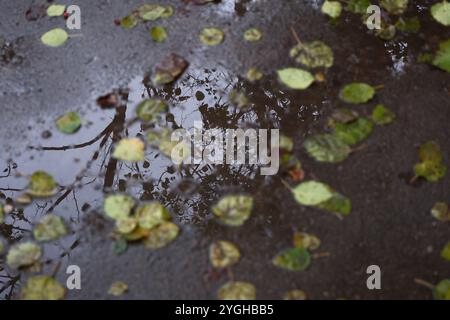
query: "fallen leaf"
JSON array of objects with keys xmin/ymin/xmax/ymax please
[
  {"xmin": 108, "ymin": 281, "xmax": 128, "ymax": 296},
  {"xmin": 290, "ymin": 41, "xmax": 334, "ymax": 68},
  {"xmin": 136, "ymin": 98, "xmax": 167, "ymax": 121},
  {"xmin": 209, "ymin": 240, "xmax": 241, "ymax": 268},
  {"xmin": 371, "ymin": 104, "xmax": 396, "ymax": 125},
  {"xmin": 272, "ymin": 247, "xmax": 311, "ymax": 271},
  {"xmin": 113, "ymin": 138, "xmax": 145, "ymax": 162},
  {"xmin": 41, "ymin": 28, "xmax": 68, "ymax": 47},
  {"xmin": 333, "ymin": 117, "xmax": 374, "ymax": 145},
  {"xmin": 21, "ymin": 276, "xmax": 66, "ymax": 300},
  {"xmin": 303, "ymin": 134, "xmax": 351, "ymax": 163},
  {"xmin": 136, "ymin": 202, "xmax": 171, "ymax": 230},
  {"xmin": 441, "ymin": 242, "xmax": 450, "ymax": 261},
  {"xmin": 143, "ymin": 221, "xmax": 180, "ymax": 249},
  {"xmin": 34, "ymin": 215, "xmax": 68, "ymax": 242},
  {"xmin": 321, "ymin": 1, "xmax": 342, "ymax": 19},
  {"xmin": 246, "ymin": 67, "xmax": 263, "ymax": 82},
  {"xmin": 243, "ymin": 28, "xmax": 262, "ymax": 42},
  {"xmin": 283, "ymin": 289, "xmax": 307, "ymax": 300},
  {"xmin": 104, "ymin": 194, "xmax": 135, "ymax": 221},
  {"xmin": 277, "ymin": 68, "xmax": 315, "ymax": 90},
  {"xmin": 199, "ymin": 27, "xmax": 224, "ymax": 46},
  {"xmin": 431, "ymin": 202, "xmax": 450, "ymax": 222},
  {"xmin": 55, "ymin": 111, "xmax": 81, "ymax": 134},
  {"xmin": 150, "ymin": 26, "xmax": 167, "ymax": 42},
  {"xmin": 28, "ymin": 171, "xmax": 58, "ymax": 197},
  {"xmin": 292, "ymin": 181, "xmax": 334, "ymax": 206},
  {"xmin": 380, "ymin": 0, "xmax": 409, "ymax": 15},
  {"xmin": 46, "ymin": 4, "xmax": 66, "ymax": 17},
  {"xmin": 217, "ymin": 281, "xmax": 256, "ymax": 300},
  {"xmin": 339, "ymin": 83, "xmax": 375, "ymax": 104},
  {"xmin": 433, "ymin": 39, "xmax": 450, "ymax": 73},
  {"xmin": 152, "ymin": 53, "xmax": 189, "ymax": 85},
  {"xmin": 293, "ymin": 232, "xmax": 321, "ymax": 250},
  {"xmin": 434, "ymin": 279, "xmax": 450, "ymax": 300},
  {"xmin": 120, "ymin": 15, "xmax": 138, "ymax": 29},
  {"xmin": 212, "ymin": 195, "xmax": 254, "ymax": 227},
  {"xmin": 6, "ymin": 242, "xmax": 42, "ymax": 269},
  {"xmin": 138, "ymin": 4, "xmax": 166, "ymax": 21},
  {"xmin": 414, "ymin": 141, "xmax": 447, "ymax": 182},
  {"xmin": 346, "ymin": 0, "xmax": 371, "ymax": 14}
]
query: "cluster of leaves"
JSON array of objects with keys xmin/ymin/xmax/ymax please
[{"xmin": 120, "ymin": 3, "xmax": 174, "ymax": 29}]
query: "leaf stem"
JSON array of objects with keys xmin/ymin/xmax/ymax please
[
  {"xmin": 289, "ymin": 26, "xmax": 302, "ymax": 45},
  {"xmin": 414, "ymin": 278, "xmax": 435, "ymax": 290}
]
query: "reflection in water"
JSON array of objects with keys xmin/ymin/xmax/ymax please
[{"xmin": 385, "ymin": 41, "xmax": 409, "ymax": 76}]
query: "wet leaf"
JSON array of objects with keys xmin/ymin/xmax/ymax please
[
  {"xmin": 395, "ymin": 17, "xmax": 421, "ymax": 33},
  {"xmin": 150, "ymin": 26, "xmax": 167, "ymax": 42},
  {"xmin": 243, "ymin": 28, "xmax": 262, "ymax": 42},
  {"xmin": 114, "ymin": 238, "xmax": 128, "ymax": 255},
  {"xmin": 316, "ymin": 191, "xmax": 352, "ymax": 216},
  {"xmin": 212, "ymin": 195, "xmax": 254, "ymax": 227},
  {"xmin": 375, "ymin": 23, "xmax": 397, "ymax": 41},
  {"xmin": 292, "ymin": 181, "xmax": 334, "ymax": 206},
  {"xmin": 441, "ymin": 242, "xmax": 450, "ymax": 261},
  {"xmin": 34, "ymin": 215, "xmax": 67, "ymax": 242},
  {"xmin": 0, "ymin": 204, "xmax": 3, "ymax": 224},
  {"xmin": 120, "ymin": 15, "xmax": 138, "ymax": 29},
  {"xmin": 303, "ymin": 133, "xmax": 351, "ymax": 163},
  {"xmin": 136, "ymin": 202, "xmax": 171, "ymax": 229},
  {"xmin": 272, "ymin": 247, "xmax": 311, "ymax": 271},
  {"xmin": 290, "ymin": 41, "xmax": 334, "ymax": 68},
  {"xmin": 138, "ymin": 4, "xmax": 166, "ymax": 21},
  {"xmin": 329, "ymin": 108, "xmax": 359, "ymax": 125},
  {"xmin": 161, "ymin": 5, "xmax": 174, "ymax": 18},
  {"xmin": 339, "ymin": 83, "xmax": 375, "ymax": 104},
  {"xmin": 432, "ymin": 39, "xmax": 450, "ymax": 73},
  {"xmin": 116, "ymin": 217, "xmax": 138, "ymax": 234},
  {"xmin": 199, "ymin": 27, "xmax": 224, "ymax": 46},
  {"xmin": 277, "ymin": 68, "xmax": 314, "ymax": 90},
  {"xmin": 46, "ymin": 4, "xmax": 66, "ymax": 17},
  {"xmin": 104, "ymin": 194, "xmax": 135, "ymax": 221},
  {"xmin": 434, "ymin": 279, "xmax": 450, "ymax": 300},
  {"xmin": 7, "ymin": 242, "xmax": 42, "ymax": 269},
  {"xmin": 143, "ymin": 221, "xmax": 180, "ymax": 249},
  {"xmin": 293, "ymin": 232, "xmax": 321, "ymax": 250},
  {"xmin": 283, "ymin": 289, "xmax": 307, "ymax": 300},
  {"xmin": 123, "ymin": 227, "xmax": 151, "ymax": 241},
  {"xmin": 246, "ymin": 67, "xmax": 263, "ymax": 82},
  {"xmin": 136, "ymin": 98, "xmax": 167, "ymax": 121},
  {"xmin": 209, "ymin": 240, "xmax": 241, "ymax": 268},
  {"xmin": 333, "ymin": 117, "xmax": 374, "ymax": 145},
  {"xmin": 113, "ymin": 138, "xmax": 145, "ymax": 162},
  {"xmin": 28, "ymin": 171, "xmax": 58, "ymax": 197},
  {"xmin": 279, "ymin": 135, "xmax": 294, "ymax": 152},
  {"xmin": 152, "ymin": 53, "xmax": 189, "ymax": 85},
  {"xmin": 346, "ymin": 0, "xmax": 371, "ymax": 14},
  {"xmin": 431, "ymin": 1, "xmax": 450, "ymax": 26},
  {"xmin": 321, "ymin": 1, "xmax": 342, "ymax": 19},
  {"xmin": 371, "ymin": 104, "xmax": 395, "ymax": 125},
  {"xmin": 414, "ymin": 141, "xmax": 447, "ymax": 182},
  {"xmin": 108, "ymin": 281, "xmax": 128, "ymax": 296},
  {"xmin": 217, "ymin": 281, "xmax": 256, "ymax": 300},
  {"xmin": 41, "ymin": 28, "xmax": 68, "ymax": 47},
  {"xmin": 431, "ymin": 202, "xmax": 450, "ymax": 222},
  {"xmin": 380, "ymin": 0, "xmax": 408, "ymax": 15},
  {"xmin": 55, "ymin": 111, "xmax": 81, "ymax": 134},
  {"xmin": 21, "ymin": 276, "xmax": 66, "ymax": 300}
]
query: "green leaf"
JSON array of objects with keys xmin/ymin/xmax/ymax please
[
  {"xmin": 395, "ymin": 17, "xmax": 421, "ymax": 33},
  {"xmin": 246, "ymin": 67, "xmax": 263, "ymax": 81},
  {"xmin": 28, "ymin": 171, "xmax": 58, "ymax": 197},
  {"xmin": 290, "ymin": 41, "xmax": 334, "ymax": 68},
  {"xmin": 55, "ymin": 111, "xmax": 81, "ymax": 134},
  {"xmin": 136, "ymin": 99, "xmax": 167, "ymax": 121},
  {"xmin": 279, "ymin": 135, "xmax": 294, "ymax": 152},
  {"xmin": 272, "ymin": 247, "xmax": 311, "ymax": 271},
  {"xmin": 7, "ymin": 242, "xmax": 42, "ymax": 269},
  {"xmin": 120, "ymin": 15, "xmax": 139, "ymax": 29},
  {"xmin": 441, "ymin": 242, "xmax": 450, "ymax": 261},
  {"xmin": 303, "ymin": 133, "xmax": 351, "ymax": 163},
  {"xmin": 136, "ymin": 202, "xmax": 171, "ymax": 230},
  {"xmin": 277, "ymin": 68, "xmax": 315, "ymax": 90},
  {"xmin": 333, "ymin": 117, "xmax": 374, "ymax": 145},
  {"xmin": 217, "ymin": 281, "xmax": 256, "ymax": 300},
  {"xmin": 116, "ymin": 217, "xmax": 137, "ymax": 234},
  {"xmin": 21, "ymin": 276, "xmax": 66, "ymax": 300},
  {"xmin": 371, "ymin": 104, "xmax": 396, "ymax": 125},
  {"xmin": 143, "ymin": 221, "xmax": 180, "ymax": 249},
  {"xmin": 322, "ymin": 1, "xmax": 342, "ymax": 19},
  {"xmin": 33, "ymin": 215, "xmax": 67, "ymax": 242},
  {"xmin": 292, "ymin": 181, "xmax": 334, "ymax": 206},
  {"xmin": 431, "ymin": 202, "xmax": 450, "ymax": 222},
  {"xmin": 431, "ymin": 1, "xmax": 450, "ymax": 26},
  {"xmin": 414, "ymin": 141, "xmax": 447, "ymax": 182},
  {"xmin": 433, "ymin": 39, "xmax": 450, "ymax": 73},
  {"xmin": 293, "ymin": 232, "xmax": 321, "ymax": 250},
  {"xmin": 104, "ymin": 194, "xmax": 135, "ymax": 221},
  {"xmin": 380, "ymin": 0, "xmax": 409, "ymax": 15},
  {"xmin": 375, "ymin": 23, "xmax": 397, "ymax": 41},
  {"xmin": 213, "ymin": 195, "xmax": 254, "ymax": 227},
  {"xmin": 161, "ymin": 5, "xmax": 174, "ymax": 18},
  {"xmin": 113, "ymin": 138, "xmax": 145, "ymax": 162},
  {"xmin": 46, "ymin": 4, "xmax": 66, "ymax": 17},
  {"xmin": 209, "ymin": 240, "xmax": 241, "ymax": 268},
  {"xmin": 41, "ymin": 28, "xmax": 68, "ymax": 47},
  {"xmin": 243, "ymin": 28, "xmax": 262, "ymax": 42},
  {"xmin": 339, "ymin": 83, "xmax": 375, "ymax": 104},
  {"xmin": 434, "ymin": 279, "xmax": 450, "ymax": 300},
  {"xmin": 150, "ymin": 26, "xmax": 167, "ymax": 43},
  {"xmin": 138, "ymin": 4, "xmax": 166, "ymax": 21},
  {"xmin": 108, "ymin": 281, "xmax": 128, "ymax": 296},
  {"xmin": 316, "ymin": 191, "xmax": 352, "ymax": 216},
  {"xmin": 346, "ymin": 0, "xmax": 371, "ymax": 14},
  {"xmin": 199, "ymin": 27, "xmax": 224, "ymax": 46}
]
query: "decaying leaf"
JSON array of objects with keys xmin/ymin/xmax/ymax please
[
  {"xmin": 293, "ymin": 232, "xmax": 321, "ymax": 250},
  {"xmin": 137, "ymin": 202, "xmax": 171, "ymax": 229},
  {"xmin": 209, "ymin": 240, "xmax": 241, "ymax": 268},
  {"xmin": 246, "ymin": 67, "xmax": 263, "ymax": 82},
  {"xmin": 333, "ymin": 117, "xmax": 374, "ymax": 146},
  {"xmin": 434, "ymin": 279, "xmax": 450, "ymax": 300},
  {"xmin": 431, "ymin": 1, "xmax": 450, "ymax": 26},
  {"xmin": 41, "ymin": 28, "xmax": 68, "ymax": 47},
  {"xmin": 7, "ymin": 242, "xmax": 42, "ymax": 269},
  {"xmin": 283, "ymin": 289, "xmax": 307, "ymax": 300},
  {"xmin": 371, "ymin": 104, "xmax": 396, "ymax": 125},
  {"xmin": 121, "ymin": 15, "xmax": 139, "ymax": 29},
  {"xmin": 339, "ymin": 83, "xmax": 375, "ymax": 104},
  {"xmin": 152, "ymin": 53, "xmax": 189, "ymax": 85},
  {"xmin": 321, "ymin": 1, "xmax": 342, "ymax": 19},
  {"xmin": 150, "ymin": 26, "xmax": 167, "ymax": 42},
  {"xmin": 113, "ymin": 138, "xmax": 145, "ymax": 162},
  {"xmin": 292, "ymin": 181, "xmax": 333, "ymax": 206},
  {"xmin": 217, "ymin": 281, "xmax": 256, "ymax": 300},
  {"xmin": 199, "ymin": 27, "xmax": 224, "ymax": 46},
  {"xmin": 46, "ymin": 4, "xmax": 66, "ymax": 17},
  {"xmin": 272, "ymin": 247, "xmax": 311, "ymax": 271},
  {"xmin": 243, "ymin": 28, "xmax": 262, "ymax": 42},
  {"xmin": 104, "ymin": 194, "xmax": 135, "ymax": 221},
  {"xmin": 21, "ymin": 276, "xmax": 66, "ymax": 300},
  {"xmin": 414, "ymin": 141, "xmax": 447, "ymax": 182},
  {"xmin": 116, "ymin": 217, "xmax": 138, "ymax": 234},
  {"xmin": 303, "ymin": 133, "xmax": 351, "ymax": 163},
  {"xmin": 277, "ymin": 68, "xmax": 315, "ymax": 90},
  {"xmin": 380, "ymin": 0, "xmax": 409, "ymax": 15},
  {"xmin": 55, "ymin": 111, "xmax": 81, "ymax": 134},
  {"xmin": 143, "ymin": 221, "xmax": 180, "ymax": 249},
  {"xmin": 432, "ymin": 39, "xmax": 450, "ymax": 73},
  {"xmin": 138, "ymin": 4, "xmax": 166, "ymax": 21},
  {"xmin": 136, "ymin": 98, "xmax": 167, "ymax": 121},
  {"xmin": 346, "ymin": 0, "xmax": 371, "ymax": 14},
  {"xmin": 108, "ymin": 281, "xmax": 128, "ymax": 296},
  {"xmin": 290, "ymin": 41, "xmax": 334, "ymax": 68},
  {"xmin": 375, "ymin": 23, "xmax": 397, "ymax": 41},
  {"xmin": 28, "ymin": 171, "xmax": 58, "ymax": 197},
  {"xmin": 34, "ymin": 215, "xmax": 68, "ymax": 242},
  {"xmin": 431, "ymin": 202, "xmax": 450, "ymax": 222},
  {"xmin": 212, "ymin": 195, "xmax": 254, "ymax": 227}
]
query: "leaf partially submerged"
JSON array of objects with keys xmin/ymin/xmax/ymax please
[
  {"xmin": 199, "ymin": 27, "xmax": 224, "ymax": 46},
  {"xmin": 152, "ymin": 53, "xmax": 189, "ymax": 85},
  {"xmin": 28, "ymin": 171, "xmax": 58, "ymax": 197},
  {"xmin": 322, "ymin": 1, "xmax": 342, "ymax": 19},
  {"xmin": 244, "ymin": 28, "xmax": 262, "ymax": 42},
  {"xmin": 113, "ymin": 138, "xmax": 145, "ymax": 162},
  {"xmin": 293, "ymin": 232, "xmax": 321, "ymax": 250},
  {"xmin": 136, "ymin": 99, "xmax": 167, "ymax": 121},
  {"xmin": 55, "ymin": 111, "xmax": 81, "ymax": 134},
  {"xmin": 34, "ymin": 215, "xmax": 68, "ymax": 242},
  {"xmin": 432, "ymin": 39, "xmax": 450, "ymax": 73},
  {"xmin": 431, "ymin": 1, "xmax": 450, "ymax": 26},
  {"xmin": 441, "ymin": 242, "xmax": 450, "ymax": 261},
  {"xmin": 212, "ymin": 195, "xmax": 254, "ymax": 226},
  {"xmin": 136, "ymin": 202, "xmax": 171, "ymax": 229},
  {"xmin": 143, "ymin": 221, "xmax": 180, "ymax": 249},
  {"xmin": 277, "ymin": 68, "xmax": 314, "ymax": 90},
  {"xmin": 303, "ymin": 133, "xmax": 351, "ymax": 163},
  {"xmin": 371, "ymin": 104, "xmax": 396, "ymax": 125},
  {"xmin": 138, "ymin": 4, "xmax": 166, "ymax": 21},
  {"xmin": 104, "ymin": 194, "xmax": 135, "ymax": 220},
  {"xmin": 217, "ymin": 281, "xmax": 256, "ymax": 300},
  {"xmin": 414, "ymin": 141, "xmax": 447, "ymax": 182},
  {"xmin": 21, "ymin": 276, "xmax": 66, "ymax": 300},
  {"xmin": 434, "ymin": 279, "xmax": 450, "ymax": 300},
  {"xmin": 290, "ymin": 41, "xmax": 334, "ymax": 68},
  {"xmin": 333, "ymin": 117, "xmax": 374, "ymax": 146},
  {"xmin": 292, "ymin": 181, "xmax": 334, "ymax": 206},
  {"xmin": 41, "ymin": 28, "xmax": 68, "ymax": 47},
  {"xmin": 7, "ymin": 242, "xmax": 42, "ymax": 269},
  {"xmin": 209, "ymin": 240, "xmax": 241, "ymax": 268},
  {"xmin": 431, "ymin": 202, "xmax": 450, "ymax": 222},
  {"xmin": 150, "ymin": 26, "xmax": 167, "ymax": 42},
  {"xmin": 380, "ymin": 0, "xmax": 409, "ymax": 15},
  {"xmin": 316, "ymin": 191, "xmax": 352, "ymax": 216},
  {"xmin": 339, "ymin": 83, "xmax": 375, "ymax": 104},
  {"xmin": 273, "ymin": 247, "xmax": 311, "ymax": 271}
]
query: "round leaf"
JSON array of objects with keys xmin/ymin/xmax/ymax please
[
  {"xmin": 55, "ymin": 111, "xmax": 81, "ymax": 134},
  {"xmin": 243, "ymin": 28, "xmax": 262, "ymax": 42},
  {"xmin": 136, "ymin": 202, "xmax": 171, "ymax": 230},
  {"xmin": 303, "ymin": 133, "xmax": 351, "ymax": 163},
  {"xmin": 41, "ymin": 28, "xmax": 68, "ymax": 47},
  {"xmin": 28, "ymin": 171, "xmax": 58, "ymax": 197},
  {"xmin": 34, "ymin": 215, "xmax": 68, "ymax": 242},
  {"xmin": 104, "ymin": 194, "xmax": 135, "ymax": 221},
  {"xmin": 431, "ymin": 1, "xmax": 450, "ymax": 26},
  {"xmin": 212, "ymin": 195, "xmax": 253, "ymax": 227},
  {"xmin": 143, "ymin": 221, "xmax": 180, "ymax": 249},
  {"xmin": 113, "ymin": 138, "xmax": 145, "ymax": 162},
  {"xmin": 150, "ymin": 26, "xmax": 168, "ymax": 43},
  {"xmin": 321, "ymin": 1, "xmax": 342, "ymax": 19},
  {"xmin": 277, "ymin": 68, "xmax": 315, "ymax": 90},
  {"xmin": 7, "ymin": 242, "xmax": 42, "ymax": 269},
  {"xmin": 46, "ymin": 4, "xmax": 66, "ymax": 17},
  {"xmin": 199, "ymin": 27, "xmax": 224, "ymax": 46},
  {"xmin": 136, "ymin": 99, "xmax": 167, "ymax": 121}
]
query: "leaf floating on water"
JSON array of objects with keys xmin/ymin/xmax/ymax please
[
  {"xmin": 138, "ymin": 4, "xmax": 166, "ymax": 21},
  {"xmin": 283, "ymin": 290, "xmax": 307, "ymax": 300},
  {"xmin": 161, "ymin": 5, "xmax": 174, "ymax": 18},
  {"xmin": 431, "ymin": 202, "xmax": 450, "ymax": 222},
  {"xmin": 136, "ymin": 99, "xmax": 167, "ymax": 122},
  {"xmin": 217, "ymin": 281, "xmax": 256, "ymax": 300},
  {"xmin": 432, "ymin": 39, "xmax": 450, "ymax": 73},
  {"xmin": 143, "ymin": 221, "xmax": 180, "ymax": 249},
  {"xmin": 371, "ymin": 104, "xmax": 396, "ymax": 125},
  {"xmin": 333, "ymin": 117, "xmax": 374, "ymax": 146},
  {"xmin": 303, "ymin": 134, "xmax": 351, "ymax": 163},
  {"xmin": 55, "ymin": 111, "xmax": 81, "ymax": 134},
  {"xmin": 290, "ymin": 41, "xmax": 334, "ymax": 68},
  {"xmin": 28, "ymin": 171, "xmax": 58, "ymax": 197},
  {"xmin": 246, "ymin": 67, "xmax": 263, "ymax": 82},
  {"xmin": 243, "ymin": 28, "xmax": 262, "ymax": 42},
  {"xmin": 339, "ymin": 83, "xmax": 375, "ymax": 104},
  {"xmin": 431, "ymin": 1, "xmax": 450, "ymax": 26},
  {"xmin": 121, "ymin": 15, "xmax": 139, "ymax": 29},
  {"xmin": 293, "ymin": 232, "xmax": 321, "ymax": 250},
  {"xmin": 108, "ymin": 281, "xmax": 128, "ymax": 296},
  {"xmin": 46, "ymin": 4, "xmax": 66, "ymax": 17},
  {"xmin": 272, "ymin": 247, "xmax": 311, "ymax": 271},
  {"xmin": 212, "ymin": 195, "xmax": 254, "ymax": 227},
  {"xmin": 321, "ymin": 1, "xmax": 342, "ymax": 19},
  {"xmin": 21, "ymin": 276, "xmax": 66, "ymax": 300},
  {"xmin": 209, "ymin": 240, "xmax": 241, "ymax": 268},
  {"xmin": 380, "ymin": 0, "xmax": 409, "ymax": 15},
  {"xmin": 104, "ymin": 194, "xmax": 135, "ymax": 221},
  {"xmin": 150, "ymin": 26, "xmax": 167, "ymax": 42},
  {"xmin": 113, "ymin": 138, "xmax": 145, "ymax": 162},
  {"xmin": 6, "ymin": 242, "xmax": 42, "ymax": 269},
  {"xmin": 292, "ymin": 181, "xmax": 334, "ymax": 206},
  {"xmin": 277, "ymin": 68, "xmax": 315, "ymax": 90},
  {"xmin": 41, "ymin": 28, "xmax": 68, "ymax": 47},
  {"xmin": 441, "ymin": 242, "xmax": 450, "ymax": 261},
  {"xmin": 346, "ymin": 0, "xmax": 371, "ymax": 14},
  {"xmin": 137, "ymin": 202, "xmax": 171, "ymax": 230},
  {"xmin": 434, "ymin": 279, "xmax": 450, "ymax": 300},
  {"xmin": 199, "ymin": 27, "xmax": 224, "ymax": 46},
  {"xmin": 413, "ymin": 141, "xmax": 447, "ymax": 182},
  {"xmin": 152, "ymin": 53, "xmax": 189, "ymax": 85},
  {"xmin": 34, "ymin": 215, "xmax": 68, "ymax": 242},
  {"xmin": 316, "ymin": 191, "xmax": 352, "ymax": 216}
]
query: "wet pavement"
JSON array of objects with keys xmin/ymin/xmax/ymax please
[{"xmin": 0, "ymin": 0, "xmax": 449, "ymax": 299}]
